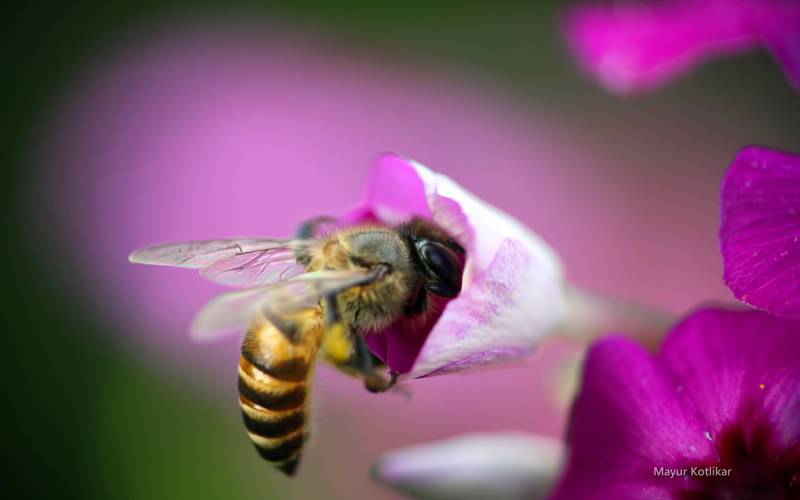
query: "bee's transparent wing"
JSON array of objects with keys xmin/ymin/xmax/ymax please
[
  {"xmin": 190, "ymin": 270, "xmax": 376, "ymax": 342},
  {"xmin": 199, "ymin": 246, "xmax": 310, "ymax": 287},
  {"xmin": 129, "ymin": 238, "xmax": 315, "ymax": 288}
]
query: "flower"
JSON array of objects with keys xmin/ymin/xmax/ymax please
[
  {"xmin": 553, "ymin": 307, "xmax": 800, "ymax": 499},
  {"xmin": 36, "ymin": 19, "xmax": 675, "ymax": 387},
  {"xmin": 37, "ymin": 21, "xmax": 594, "ymax": 384},
  {"xmin": 720, "ymin": 145, "xmax": 800, "ymax": 318},
  {"xmin": 372, "ymin": 432, "xmax": 564, "ymax": 500},
  {"xmin": 373, "ymin": 308, "xmax": 800, "ymax": 499},
  {"xmin": 336, "ymin": 153, "xmax": 567, "ymax": 378},
  {"xmin": 371, "ymin": 146, "xmax": 800, "ymax": 499},
  {"xmin": 562, "ymin": 0, "xmax": 800, "ymax": 94}
]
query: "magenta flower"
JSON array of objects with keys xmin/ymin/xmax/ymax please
[
  {"xmin": 373, "ymin": 146, "xmax": 800, "ymax": 499},
  {"xmin": 373, "ymin": 307, "xmax": 800, "ymax": 499},
  {"xmin": 720, "ymin": 145, "xmax": 800, "ymax": 318},
  {"xmin": 563, "ymin": 0, "xmax": 800, "ymax": 94},
  {"xmin": 554, "ymin": 307, "xmax": 800, "ymax": 499}
]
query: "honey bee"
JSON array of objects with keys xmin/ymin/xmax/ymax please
[{"xmin": 129, "ymin": 216, "xmax": 466, "ymax": 476}]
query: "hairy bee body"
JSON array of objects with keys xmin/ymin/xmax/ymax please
[
  {"xmin": 237, "ymin": 226, "xmax": 417, "ymax": 475},
  {"xmin": 130, "ymin": 217, "xmax": 465, "ymax": 477}
]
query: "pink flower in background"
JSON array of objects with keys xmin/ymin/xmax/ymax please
[
  {"xmin": 720, "ymin": 146, "xmax": 800, "ymax": 318},
  {"xmin": 373, "ymin": 432, "xmax": 564, "ymax": 500},
  {"xmin": 554, "ymin": 307, "xmax": 800, "ymax": 499},
  {"xmin": 563, "ymin": 0, "xmax": 800, "ymax": 94}
]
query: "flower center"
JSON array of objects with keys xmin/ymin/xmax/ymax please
[{"xmin": 679, "ymin": 421, "xmax": 800, "ymax": 499}]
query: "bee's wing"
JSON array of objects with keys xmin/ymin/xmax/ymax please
[
  {"xmin": 129, "ymin": 238, "xmax": 316, "ymax": 288},
  {"xmin": 190, "ymin": 270, "xmax": 376, "ymax": 342},
  {"xmin": 199, "ymin": 245, "xmax": 310, "ymax": 288}
]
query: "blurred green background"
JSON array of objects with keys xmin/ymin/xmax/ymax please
[{"xmin": 5, "ymin": 2, "xmax": 799, "ymax": 500}]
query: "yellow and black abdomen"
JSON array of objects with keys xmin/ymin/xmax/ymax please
[{"xmin": 237, "ymin": 311, "xmax": 323, "ymax": 476}]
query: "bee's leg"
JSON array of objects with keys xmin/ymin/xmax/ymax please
[
  {"xmin": 355, "ymin": 338, "xmax": 397, "ymax": 394},
  {"xmin": 320, "ymin": 296, "xmax": 396, "ymax": 393},
  {"xmin": 321, "ymin": 295, "xmax": 354, "ymax": 362}
]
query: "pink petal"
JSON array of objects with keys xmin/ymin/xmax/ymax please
[
  {"xmin": 764, "ymin": 29, "xmax": 800, "ymax": 90},
  {"xmin": 661, "ymin": 307, "xmax": 800, "ymax": 453},
  {"xmin": 563, "ymin": 0, "xmax": 800, "ymax": 95},
  {"xmin": 557, "ymin": 307, "xmax": 800, "ymax": 497},
  {"xmin": 757, "ymin": 1, "xmax": 800, "ymax": 90},
  {"xmin": 361, "ymin": 152, "xmax": 432, "ymax": 222},
  {"xmin": 720, "ymin": 146, "xmax": 800, "ymax": 317},
  {"xmin": 364, "ymin": 296, "xmax": 445, "ymax": 375},
  {"xmin": 407, "ymin": 157, "xmax": 563, "ymax": 277},
  {"xmin": 553, "ymin": 336, "xmax": 715, "ymax": 499}
]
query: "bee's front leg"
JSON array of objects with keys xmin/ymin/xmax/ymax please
[
  {"xmin": 321, "ymin": 295, "xmax": 405, "ymax": 395},
  {"xmin": 363, "ymin": 369, "xmax": 398, "ymax": 393},
  {"xmin": 354, "ymin": 338, "xmax": 401, "ymax": 393}
]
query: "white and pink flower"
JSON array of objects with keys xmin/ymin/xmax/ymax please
[{"xmin": 337, "ymin": 153, "xmax": 568, "ymax": 378}]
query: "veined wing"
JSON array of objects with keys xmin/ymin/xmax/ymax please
[
  {"xmin": 190, "ymin": 270, "xmax": 377, "ymax": 342},
  {"xmin": 129, "ymin": 238, "xmax": 316, "ymax": 288},
  {"xmin": 199, "ymin": 245, "xmax": 309, "ymax": 287}
]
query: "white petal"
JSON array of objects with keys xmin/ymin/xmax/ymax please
[
  {"xmin": 408, "ymin": 238, "xmax": 567, "ymax": 378},
  {"xmin": 373, "ymin": 432, "xmax": 565, "ymax": 500},
  {"xmin": 410, "ymin": 158, "xmax": 564, "ymax": 282},
  {"xmin": 406, "ymin": 159, "xmax": 567, "ymax": 377}
]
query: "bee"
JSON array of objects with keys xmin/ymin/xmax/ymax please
[{"xmin": 129, "ymin": 216, "xmax": 466, "ymax": 476}]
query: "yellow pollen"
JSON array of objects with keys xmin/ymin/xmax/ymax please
[{"xmin": 759, "ymin": 383, "xmax": 765, "ymax": 390}]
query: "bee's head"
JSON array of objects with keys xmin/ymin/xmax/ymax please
[
  {"xmin": 339, "ymin": 219, "xmax": 466, "ymax": 330},
  {"xmin": 346, "ymin": 228, "xmax": 414, "ymax": 276},
  {"xmin": 339, "ymin": 227, "xmax": 422, "ymax": 331},
  {"xmin": 411, "ymin": 236, "xmax": 465, "ymax": 297},
  {"xmin": 396, "ymin": 218, "xmax": 466, "ymax": 298}
]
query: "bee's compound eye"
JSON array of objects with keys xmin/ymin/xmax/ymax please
[{"xmin": 418, "ymin": 241, "xmax": 464, "ymax": 297}]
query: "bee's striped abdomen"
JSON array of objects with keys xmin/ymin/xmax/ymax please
[{"xmin": 238, "ymin": 313, "xmax": 322, "ymax": 476}]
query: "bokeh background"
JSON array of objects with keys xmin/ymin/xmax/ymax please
[{"xmin": 5, "ymin": 2, "xmax": 799, "ymax": 499}]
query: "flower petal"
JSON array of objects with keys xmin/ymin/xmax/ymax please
[
  {"xmin": 756, "ymin": 1, "xmax": 800, "ymax": 91},
  {"xmin": 409, "ymin": 238, "xmax": 564, "ymax": 378},
  {"xmin": 347, "ymin": 152, "xmax": 432, "ymax": 224},
  {"xmin": 720, "ymin": 146, "xmax": 800, "ymax": 317},
  {"xmin": 408, "ymin": 156, "xmax": 562, "ymax": 277},
  {"xmin": 354, "ymin": 154, "xmax": 567, "ymax": 377},
  {"xmin": 562, "ymin": 0, "xmax": 800, "ymax": 95},
  {"xmin": 373, "ymin": 432, "xmax": 563, "ymax": 500},
  {"xmin": 364, "ymin": 300, "xmax": 444, "ymax": 375},
  {"xmin": 553, "ymin": 336, "xmax": 714, "ymax": 499},
  {"xmin": 764, "ymin": 30, "xmax": 800, "ymax": 91},
  {"xmin": 661, "ymin": 307, "xmax": 800, "ymax": 453}
]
